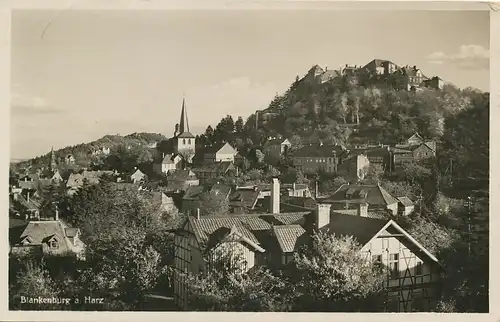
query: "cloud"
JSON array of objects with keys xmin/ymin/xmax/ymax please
[
  {"xmin": 426, "ymin": 45, "xmax": 489, "ymax": 70},
  {"xmin": 11, "ymin": 92, "xmax": 62, "ymax": 114}
]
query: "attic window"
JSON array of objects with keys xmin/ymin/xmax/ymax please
[
  {"xmin": 358, "ymin": 189, "xmax": 368, "ymax": 199},
  {"xmin": 49, "ymin": 241, "xmax": 59, "ymax": 249}
]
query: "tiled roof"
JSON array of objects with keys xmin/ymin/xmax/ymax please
[
  {"xmin": 187, "ymin": 212, "xmax": 312, "ymax": 247},
  {"xmin": 211, "ymin": 184, "xmax": 232, "ymax": 198},
  {"xmin": 323, "ymin": 184, "xmax": 398, "ymax": 206},
  {"xmin": 273, "ymin": 225, "xmax": 307, "ymax": 253},
  {"xmin": 13, "ymin": 220, "xmax": 76, "ymax": 254},
  {"xmin": 229, "ymin": 190, "xmax": 259, "ymax": 209},
  {"xmin": 292, "ymin": 144, "xmax": 345, "ymax": 158},
  {"xmin": 320, "ymin": 212, "xmax": 387, "ymax": 245}
]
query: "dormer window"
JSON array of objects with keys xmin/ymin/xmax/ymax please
[{"xmin": 50, "ymin": 241, "xmax": 59, "ymax": 249}]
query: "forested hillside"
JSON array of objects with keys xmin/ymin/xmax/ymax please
[{"xmin": 11, "ymin": 132, "xmax": 167, "ymax": 174}]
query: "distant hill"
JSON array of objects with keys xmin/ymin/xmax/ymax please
[{"xmin": 11, "ymin": 132, "xmax": 168, "ymax": 173}]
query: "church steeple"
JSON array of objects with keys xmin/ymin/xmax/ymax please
[
  {"xmin": 179, "ymin": 97, "xmax": 190, "ymax": 134},
  {"xmin": 49, "ymin": 146, "xmax": 57, "ymax": 171}
]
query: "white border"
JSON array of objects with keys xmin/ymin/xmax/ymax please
[{"xmin": 0, "ymin": 1, "xmax": 497, "ymax": 321}]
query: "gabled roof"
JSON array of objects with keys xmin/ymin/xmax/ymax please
[
  {"xmin": 186, "ymin": 212, "xmax": 312, "ymax": 247},
  {"xmin": 205, "ymin": 225, "xmax": 265, "ymax": 253},
  {"xmin": 203, "ymin": 142, "xmax": 236, "ymax": 154},
  {"xmin": 177, "ymin": 131, "xmax": 195, "ymax": 138},
  {"xmin": 319, "ymin": 212, "xmax": 388, "ymax": 245},
  {"xmin": 397, "ymin": 196, "xmax": 414, "ymax": 207},
  {"xmin": 130, "ymin": 169, "xmax": 145, "ymax": 179},
  {"xmin": 229, "ymin": 189, "xmax": 260, "ymax": 209},
  {"xmin": 12, "ymin": 220, "xmax": 77, "ymax": 254},
  {"xmin": 273, "ymin": 225, "xmax": 308, "ymax": 253},
  {"xmin": 323, "ymin": 184, "xmax": 398, "ymax": 206}
]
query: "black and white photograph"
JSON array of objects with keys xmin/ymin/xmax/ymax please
[{"xmin": 6, "ymin": 2, "xmax": 491, "ymax": 314}]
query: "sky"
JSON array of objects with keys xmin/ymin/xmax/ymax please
[{"xmin": 10, "ymin": 9, "xmax": 490, "ymax": 160}]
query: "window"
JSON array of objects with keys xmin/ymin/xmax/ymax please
[
  {"xmin": 415, "ymin": 262, "xmax": 423, "ymax": 275},
  {"xmin": 389, "ymin": 253, "xmax": 399, "ymax": 279},
  {"xmin": 188, "ymin": 139, "xmax": 191, "ymax": 144},
  {"xmin": 49, "ymin": 241, "xmax": 59, "ymax": 249},
  {"xmin": 183, "ymin": 139, "xmax": 186, "ymax": 144},
  {"xmin": 372, "ymin": 254, "xmax": 382, "ymax": 266}
]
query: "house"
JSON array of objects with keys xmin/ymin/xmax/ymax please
[
  {"xmin": 191, "ymin": 161, "xmax": 237, "ymax": 184},
  {"xmin": 166, "ymin": 169, "xmax": 199, "ymax": 192},
  {"xmin": 397, "ymin": 197, "xmax": 415, "ymax": 216},
  {"xmin": 172, "ymin": 179, "xmax": 441, "ymax": 312},
  {"xmin": 130, "ymin": 168, "xmax": 146, "ymax": 184},
  {"xmin": 66, "ymin": 170, "xmax": 114, "ymax": 195},
  {"xmin": 421, "ymin": 76, "xmax": 446, "ymax": 90},
  {"xmin": 9, "ymin": 215, "xmax": 85, "ymax": 259},
  {"xmin": 228, "ymin": 188, "xmax": 260, "ymax": 213},
  {"xmin": 263, "ymin": 137, "xmax": 292, "ymax": 160},
  {"xmin": 9, "ymin": 192, "xmax": 42, "ymax": 220},
  {"xmin": 406, "ymin": 133, "xmax": 425, "ymax": 146},
  {"xmin": 391, "ymin": 147, "xmax": 415, "ymax": 171},
  {"xmin": 155, "ymin": 153, "xmax": 184, "ymax": 175},
  {"xmin": 292, "ymin": 143, "xmax": 345, "ymax": 174},
  {"xmin": 318, "ymin": 183, "xmax": 399, "ymax": 216},
  {"xmin": 341, "ymin": 146, "xmax": 391, "ymax": 171},
  {"xmin": 337, "ymin": 153, "xmax": 370, "ymax": 182},
  {"xmin": 398, "ymin": 65, "xmax": 429, "ymax": 91},
  {"xmin": 202, "ymin": 142, "xmax": 237, "ymax": 163},
  {"xmin": 362, "ymin": 59, "xmax": 399, "ymax": 76},
  {"xmin": 17, "ymin": 174, "xmax": 39, "ymax": 191},
  {"xmin": 65, "ymin": 154, "xmax": 75, "ymax": 165},
  {"xmin": 410, "ymin": 143, "xmax": 436, "ymax": 162}
]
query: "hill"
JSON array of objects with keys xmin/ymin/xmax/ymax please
[
  {"xmin": 244, "ymin": 63, "xmax": 485, "ymax": 147},
  {"xmin": 11, "ymin": 132, "xmax": 167, "ymax": 174}
]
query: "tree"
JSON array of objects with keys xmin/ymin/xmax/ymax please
[
  {"xmin": 196, "ymin": 190, "xmax": 230, "ymax": 216},
  {"xmin": 10, "ymin": 262, "xmax": 61, "ymax": 310},
  {"xmin": 235, "ymin": 117, "xmax": 244, "ymax": 134},
  {"xmin": 254, "ymin": 149, "xmax": 265, "ymax": 164},
  {"xmin": 184, "ymin": 245, "xmax": 291, "ymax": 311},
  {"xmin": 290, "ymin": 232, "xmax": 385, "ymax": 311}
]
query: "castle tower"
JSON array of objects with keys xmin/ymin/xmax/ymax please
[{"xmin": 173, "ymin": 98, "xmax": 196, "ymax": 158}]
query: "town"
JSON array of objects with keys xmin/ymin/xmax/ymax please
[{"xmin": 9, "ymin": 58, "xmax": 489, "ymax": 313}]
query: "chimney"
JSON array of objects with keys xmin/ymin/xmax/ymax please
[
  {"xmin": 26, "ymin": 191, "xmax": 30, "ymax": 203},
  {"xmin": 271, "ymin": 178, "xmax": 280, "ymax": 214},
  {"xmin": 196, "ymin": 208, "xmax": 200, "ymax": 220},
  {"xmin": 55, "ymin": 205, "xmax": 59, "ymax": 221},
  {"xmin": 293, "ymin": 182, "xmax": 296, "ymax": 192},
  {"xmin": 315, "ymin": 180, "xmax": 319, "ymax": 199},
  {"xmin": 358, "ymin": 202, "xmax": 368, "ymax": 217},
  {"xmin": 315, "ymin": 203, "xmax": 331, "ymax": 230}
]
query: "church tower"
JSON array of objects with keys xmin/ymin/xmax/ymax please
[
  {"xmin": 173, "ymin": 98, "xmax": 196, "ymax": 157},
  {"xmin": 49, "ymin": 147, "xmax": 57, "ymax": 172}
]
